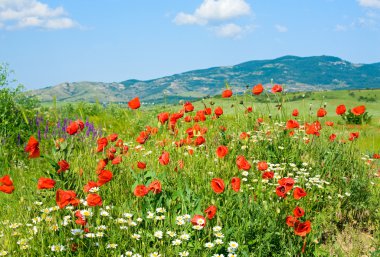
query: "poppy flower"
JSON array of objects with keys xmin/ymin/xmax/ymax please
[
  {"xmin": 349, "ymin": 132, "xmax": 359, "ymax": 141},
  {"xmin": 292, "ymin": 109, "xmax": 299, "ymax": 117},
  {"xmin": 240, "ymin": 132, "xmax": 249, "ymax": 140},
  {"xmin": 157, "ymin": 112, "xmax": 170, "ymax": 124},
  {"xmin": 336, "ymin": 104, "xmax": 346, "ymax": 115},
  {"xmin": 262, "ymin": 171, "xmax": 274, "ymax": 179},
  {"xmin": 191, "ymin": 215, "xmax": 206, "ymax": 227},
  {"xmin": 97, "ymin": 170, "xmax": 113, "ymax": 186},
  {"xmin": 271, "ymin": 84, "xmax": 283, "ymax": 93},
  {"xmin": 136, "ymin": 131, "xmax": 150, "ymax": 144},
  {"xmin": 293, "ymin": 206, "xmax": 305, "ymax": 218},
  {"xmin": 96, "ymin": 159, "xmax": 108, "ymax": 173},
  {"xmin": 111, "ymin": 155, "xmax": 122, "ymax": 165},
  {"xmin": 66, "ymin": 121, "xmax": 80, "ymax": 135},
  {"xmin": 276, "ymin": 185, "xmax": 287, "ymax": 198},
  {"xmin": 87, "ymin": 193, "xmax": 103, "ymax": 207},
  {"xmin": 317, "ymin": 108, "xmax": 327, "ymax": 117},
  {"xmin": 137, "ymin": 162, "xmax": 146, "ymax": 169},
  {"xmin": 325, "ymin": 121, "xmax": 334, "ymax": 126},
  {"xmin": 286, "ymin": 216, "xmax": 298, "ymax": 227},
  {"xmin": 236, "ymin": 155, "xmax": 251, "ymax": 171},
  {"xmin": 128, "ymin": 97, "xmax": 141, "ymax": 109},
  {"xmin": 25, "ymin": 136, "xmax": 40, "ymax": 158},
  {"xmin": 257, "ymin": 161, "xmax": 268, "ymax": 171},
  {"xmin": 216, "ymin": 145, "xmax": 228, "ymax": 158},
  {"xmin": 57, "ymin": 160, "xmax": 70, "ymax": 173},
  {"xmin": 245, "ymin": 106, "xmax": 253, "ymax": 113},
  {"xmin": 329, "ymin": 134, "xmax": 337, "ymax": 142},
  {"xmin": 37, "ymin": 177, "xmax": 56, "ymax": 190},
  {"xmin": 107, "ymin": 133, "xmax": 118, "ymax": 142},
  {"xmin": 373, "ymin": 153, "xmax": 380, "ymax": 159},
  {"xmin": 134, "ymin": 185, "xmax": 149, "ymax": 197},
  {"xmin": 278, "ymin": 177, "xmax": 295, "ymax": 191},
  {"xmin": 184, "ymin": 102, "xmax": 194, "ymax": 112},
  {"xmin": 147, "ymin": 180, "xmax": 162, "ymax": 194},
  {"xmin": 159, "ymin": 151, "xmax": 170, "ymax": 165},
  {"xmin": 0, "ymin": 175, "xmax": 15, "ymax": 194},
  {"xmin": 214, "ymin": 107, "xmax": 223, "ymax": 117},
  {"xmin": 294, "ymin": 220, "xmax": 312, "ymax": 237},
  {"xmin": 194, "ymin": 136, "xmax": 206, "ymax": 146},
  {"xmin": 231, "ymin": 177, "xmax": 241, "ymax": 192},
  {"xmin": 56, "ymin": 189, "xmax": 80, "ymax": 209},
  {"xmin": 76, "ymin": 120, "xmax": 84, "ymax": 131},
  {"xmin": 97, "ymin": 137, "xmax": 108, "ymax": 153},
  {"xmin": 293, "ymin": 187, "xmax": 307, "ymax": 200},
  {"xmin": 211, "ymin": 178, "xmax": 225, "ymax": 194},
  {"xmin": 83, "ymin": 181, "xmax": 98, "ymax": 193},
  {"xmin": 222, "ymin": 89, "xmax": 233, "ymax": 98},
  {"xmin": 351, "ymin": 105, "xmax": 365, "ymax": 116},
  {"xmin": 204, "ymin": 205, "xmax": 217, "ymax": 220},
  {"xmin": 286, "ymin": 120, "xmax": 300, "ymax": 129},
  {"xmin": 75, "ymin": 210, "xmax": 87, "ymax": 226},
  {"xmin": 252, "ymin": 84, "xmax": 264, "ymax": 95}
]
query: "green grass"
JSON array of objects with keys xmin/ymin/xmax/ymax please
[{"xmin": 0, "ymin": 88, "xmax": 379, "ymax": 257}]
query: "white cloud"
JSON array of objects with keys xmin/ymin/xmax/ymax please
[
  {"xmin": 275, "ymin": 24, "xmax": 288, "ymax": 33},
  {"xmin": 0, "ymin": 0, "xmax": 77, "ymax": 30},
  {"xmin": 174, "ymin": 0, "xmax": 251, "ymax": 25},
  {"xmin": 357, "ymin": 0, "xmax": 380, "ymax": 8},
  {"xmin": 214, "ymin": 23, "xmax": 243, "ymax": 38},
  {"xmin": 335, "ymin": 24, "xmax": 348, "ymax": 31}
]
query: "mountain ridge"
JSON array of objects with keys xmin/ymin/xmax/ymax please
[{"xmin": 29, "ymin": 55, "xmax": 380, "ymax": 103}]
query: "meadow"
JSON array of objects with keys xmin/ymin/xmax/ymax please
[{"xmin": 0, "ymin": 82, "xmax": 379, "ymax": 257}]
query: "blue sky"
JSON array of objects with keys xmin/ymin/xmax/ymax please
[{"xmin": 1, "ymin": 0, "xmax": 380, "ymax": 89}]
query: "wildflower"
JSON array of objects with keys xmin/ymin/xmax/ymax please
[
  {"xmin": 134, "ymin": 185, "xmax": 148, "ymax": 197},
  {"xmin": 229, "ymin": 241, "xmax": 239, "ymax": 249},
  {"xmin": 213, "ymin": 226, "xmax": 222, "ymax": 232},
  {"xmin": 180, "ymin": 233, "xmax": 190, "ymax": 241},
  {"xmin": 149, "ymin": 253, "xmax": 161, "ymax": 257},
  {"xmin": 216, "ymin": 145, "xmax": 228, "ymax": 158},
  {"xmin": 215, "ymin": 239, "xmax": 224, "ymax": 245},
  {"xmin": 159, "ymin": 151, "xmax": 170, "ymax": 165},
  {"xmin": 166, "ymin": 231, "xmax": 177, "ymax": 237},
  {"xmin": 179, "ymin": 251, "xmax": 189, "ymax": 256},
  {"xmin": 317, "ymin": 108, "xmax": 327, "ymax": 117},
  {"xmin": 351, "ymin": 105, "xmax": 365, "ymax": 116},
  {"xmin": 231, "ymin": 177, "xmax": 241, "ymax": 192},
  {"xmin": 0, "ymin": 175, "xmax": 15, "ymax": 194},
  {"xmin": 293, "ymin": 206, "xmax": 305, "ymax": 218},
  {"xmin": 271, "ymin": 84, "xmax": 282, "ymax": 93},
  {"xmin": 252, "ymin": 83, "xmax": 263, "ymax": 95},
  {"xmin": 236, "ymin": 155, "xmax": 251, "ymax": 170},
  {"xmin": 131, "ymin": 234, "xmax": 141, "ymax": 240},
  {"xmin": 106, "ymin": 243, "xmax": 118, "ymax": 249},
  {"xmin": 0, "ymin": 250, "xmax": 8, "ymax": 256},
  {"xmin": 172, "ymin": 239, "xmax": 182, "ymax": 246},
  {"xmin": 293, "ymin": 187, "xmax": 307, "ymax": 200},
  {"xmin": 205, "ymin": 242, "xmax": 215, "ymax": 248},
  {"xmin": 56, "ymin": 189, "xmax": 79, "ymax": 209},
  {"xmin": 222, "ymin": 89, "xmax": 233, "ymax": 98},
  {"xmin": 148, "ymin": 180, "xmax": 162, "ymax": 194},
  {"xmin": 128, "ymin": 97, "xmax": 141, "ymax": 109},
  {"xmin": 205, "ymin": 205, "xmax": 217, "ymax": 219},
  {"xmin": 50, "ymin": 245, "xmax": 65, "ymax": 252},
  {"xmin": 154, "ymin": 231, "xmax": 163, "ymax": 239},
  {"xmin": 87, "ymin": 193, "xmax": 103, "ymax": 206},
  {"xmin": 37, "ymin": 177, "xmax": 56, "ymax": 190},
  {"xmin": 228, "ymin": 253, "xmax": 238, "ymax": 257},
  {"xmin": 294, "ymin": 220, "xmax": 312, "ymax": 237},
  {"xmin": 25, "ymin": 136, "xmax": 40, "ymax": 158},
  {"xmin": 211, "ymin": 178, "xmax": 225, "ymax": 194},
  {"xmin": 57, "ymin": 160, "xmax": 70, "ymax": 173}
]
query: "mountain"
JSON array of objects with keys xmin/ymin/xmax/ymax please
[{"xmin": 29, "ymin": 55, "xmax": 380, "ymax": 103}]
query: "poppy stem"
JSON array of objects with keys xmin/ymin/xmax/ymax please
[{"xmin": 301, "ymin": 236, "xmax": 307, "ymax": 254}]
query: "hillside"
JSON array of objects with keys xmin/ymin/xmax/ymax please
[{"xmin": 29, "ymin": 55, "xmax": 380, "ymax": 103}]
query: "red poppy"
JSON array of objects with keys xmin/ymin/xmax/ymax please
[
  {"xmin": 96, "ymin": 159, "xmax": 108, "ymax": 173},
  {"xmin": 252, "ymin": 84, "xmax": 264, "ymax": 95},
  {"xmin": 257, "ymin": 161, "xmax": 268, "ymax": 171},
  {"xmin": 159, "ymin": 151, "xmax": 170, "ymax": 165},
  {"xmin": 236, "ymin": 155, "xmax": 251, "ymax": 170},
  {"xmin": 87, "ymin": 193, "xmax": 103, "ymax": 206},
  {"xmin": 278, "ymin": 177, "xmax": 295, "ymax": 191},
  {"xmin": 128, "ymin": 97, "xmax": 141, "ymax": 109},
  {"xmin": 336, "ymin": 104, "xmax": 346, "ymax": 115},
  {"xmin": 134, "ymin": 184, "xmax": 149, "ymax": 197},
  {"xmin": 147, "ymin": 180, "xmax": 162, "ymax": 194},
  {"xmin": 216, "ymin": 145, "xmax": 228, "ymax": 158},
  {"xmin": 57, "ymin": 160, "xmax": 70, "ymax": 173},
  {"xmin": 184, "ymin": 102, "xmax": 194, "ymax": 112},
  {"xmin": 194, "ymin": 136, "xmax": 206, "ymax": 146},
  {"xmin": 373, "ymin": 153, "xmax": 380, "ymax": 159},
  {"xmin": 157, "ymin": 112, "xmax": 169, "ymax": 124},
  {"xmin": 136, "ymin": 131, "xmax": 150, "ymax": 144},
  {"xmin": 276, "ymin": 185, "xmax": 287, "ymax": 198},
  {"xmin": 75, "ymin": 210, "xmax": 86, "ymax": 226},
  {"xmin": 317, "ymin": 108, "xmax": 327, "ymax": 117},
  {"xmin": 286, "ymin": 120, "xmax": 300, "ymax": 129},
  {"xmin": 191, "ymin": 215, "xmax": 206, "ymax": 227},
  {"xmin": 231, "ymin": 177, "xmax": 241, "ymax": 192},
  {"xmin": 286, "ymin": 216, "xmax": 298, "ymax": 227},
  {"xmin": 97, "ymin": 170, "xmax": 113, "ymax": 186},
  {"xmin": 351, "ymin": 105, "xmax": 365, "ymax": 116},
  {"xmin": 257, "ymin": 117, "xmax": 264, "ymax": 123},
  {"xmin": 56, "ymin": 189, "xmax": 80, "ymax": 209},
  {"xmin": 137, "ymin": 162, "xmax": 146, "ymax": 169},
  {"xmin": 204, "ymin": 205, "xmax": 217, "ymax": 219},
  {"xmin": 293, "ymin": 187, "xmax": 307, "ymax": 200},
  {"xmin": 25, "ymin": 136, "xmax": 40, "ymax": 158},
  {"xmin": 293, "ymin": 206, "xmax": 305, "ymax": 217},
  {"xmin": 240, "ymin": 132, "xmax": 249, "ymax": 140},
  {"xmin": 325, "ymin": 121, "xmax": 334, "ymax": 126},
  {"xmin": 0, "ymin": 175, "xmax": 15, "ymax": 194},
  {"xmin": 222, "ymin": 89, "xmax": 233, "ymax": 98},
  {"xmin": 349, "ymin": 132, "xmax": 359, "ymax": 141},
  {"xmin": 294, "ymin": 220, "xmax": 312, "ymax": 237},
  {"xmin": 97, "ymin": 137, "xmax": 108, "ymax": 152},
  {"xmin": 329, "ymin": 134, "xmax": 337, "ymax": 142},
  {"xmin": 211, "ymin": 178, "xmax": 225, "ymax": 194},
  {"xmin": 214, "ymin": 107, "xmax": 223, "ymax": 117},
  {"xmin": 66, "ymin": 121, "xmax": 80, "ymax": 135},
  {"xmin": 111, "ymin": 155, "xmax": 122, "ymax": 165},
  {"xmin": 107, "ymin": 133, "xmax": 118, "ymax": 142},
  {"xmin": 292, "ymin": 109, "xmax": 299, "ymax": 117},
  {"xmin": 37, "ymin": 177, "xmax": 56, "ymax": 190},
  {"xmin": 271, "ymin": 84, "xmax": 283, "ymax": 93},
  {"xmin": 262, "ymin": 171, "xmax": 274, "ymax": 179},
  {"xmin": 245, "ymin": 106, "xmax": 253, "ymax": 114},
  {"xmin": 83, "ymin": 181, "xmax": 98, "ymax": 192},
  {"xmin": 305, "ymin": 121, "xmax": 321, "ymax": 136}
]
